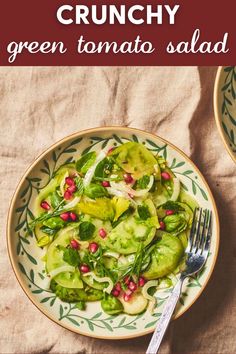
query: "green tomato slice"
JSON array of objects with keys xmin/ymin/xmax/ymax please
[
  {"xmin": 143, "ymin": 232, "xmax": 184, "ymax": 279},
  {"xmin": 104, "ymin": 216, "xmax": 156, "ymax": 254},
  {"xmin": 46, "ymin": 225, "xmax": 83, "ymax": 289},
  {"xmin": 110, "ymin": 142, "xmax": 157, "ymax": 179}
]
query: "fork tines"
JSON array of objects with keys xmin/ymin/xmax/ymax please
[{"xmin": 187, "ymin": 208, "xmax": 212, "ymax": 256}]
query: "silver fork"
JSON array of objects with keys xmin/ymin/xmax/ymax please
[{"xmin": 146, "ymin": 208, "xmax": 212, "ymax": 354}]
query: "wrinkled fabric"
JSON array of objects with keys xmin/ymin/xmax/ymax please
[{"xmin": 0, "ymin": 67, "xmax": 235, "ymax": 354}]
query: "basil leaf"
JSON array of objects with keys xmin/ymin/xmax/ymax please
[
  {"xmin": 94, "ymin": 157, "xmax": 113, "ymax": 179},
  {"xmin": 50, "ymin": 191, "xmax": 63, "ymax": 209},
  {"xmin": 137, "ymin": 205, "xmax": 151, "ymax": 220},
  {"xmin": 79, "ymin": 221, "xmax": 95, "ymax": 240},
  {"xmin": 84, "ymin": 183, "xmax": 108, "ymax": 199},
  {"xmin": 76, "ymin": 152, "xmax": 96, "ymax": 174},
  {"xmin": 63, "ymin": 248, "xmax": 80, "ymax": 266}
]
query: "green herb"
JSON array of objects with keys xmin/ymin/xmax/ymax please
[
  {"xmin": 136, "ymin": 175, "xmax": 150, "ymax": 189},
  {"xmin": 119, "ymin": 243, "xmax": 145, "ymax": 280},
  {"xmin": 84, "ymin": 183, "xmax": 108, "ymax": 199},
  {"xmin": 137, "ymin": 205, "xmax": 151, "ymax": 220},
  {"xmin": 76, "ymin": 301, "xmax": 86, "ymax": 311},
  {"xmin": 76, "ymin": 152, "xmax": 96, "ymax": 174},
  {"xmin": 160, "ymin": 201, "xmax": 185, "ymax": 212},
  {"xmin": 79, "ymin": 221, "xmax": 95, "ymax": 240},
  {"xmin": 63, "ymin": 247, "xmax": 80, "ymax": 266},
  {"xmin": 28, "ymin": 199, "xmax": 66, "ymax": 231},
  {"xmin": 83, "ymin": 248, "xmax": 117, "ymax": 282}
]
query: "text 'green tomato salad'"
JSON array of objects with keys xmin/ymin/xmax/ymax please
[{"xmin": 29, "ymin": 142, "xmax": 198, "ymax": 315}]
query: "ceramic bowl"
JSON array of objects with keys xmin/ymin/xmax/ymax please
[
  {"xmin": 7, "ymin": 127, "xmax": 219, "ymax": 339},
  {"xmin": 214, "ymin": 66, "xmax": 236, "ymax": 163}
]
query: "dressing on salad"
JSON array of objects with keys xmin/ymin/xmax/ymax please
[{"xmin": 30, "ymin": 142, "xmax": 198, "ymax": 315}]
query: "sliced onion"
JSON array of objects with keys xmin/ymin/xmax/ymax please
[
  {"xmin": 103, "ymin": 251, "xmax": 120, "ymax": 259},
  {"xmin": 133, "ymin": 175, "xmax": 154, "ymax": 197},
  {"xmin": 83, "ymin": 150, "xmax": 107, "ymax": 187},
  {"xmin": 64, "ymin": 196, "xmax": 81, "ymax": 210},
  {"xmin": 142, "ymin": 280, "xmax": 159, "ymax": 301},
  {"xmin": 48, "ymin": 265, "xmax": 75, "ymax": 279},
  {"xmin": 107, "ymin": 186, "xmax": 129, "ymax": 199},
  {"xmin": 59, "ymin": 171, "xmax": 69, "ymax": 196},
  {"xmin": 170, "ymin": 178, "xmax": 180, "ymax": 201},
  {"xmin": 109, "ymin": 176, "xmax": 154, "ymax": 199},
  {"xmin": 83, "ymin": 271, "xmax": 114, "ymax": 294},
  {"xmin": 142, "ymin": 280, "xmax": 159, "ymax": 314}
]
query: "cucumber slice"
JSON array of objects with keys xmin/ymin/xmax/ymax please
[
  {"xmin": 46, "ymin": 224, "xmax": 83, "ymax": 289},
  {"xmin": 179, "ymin": 190, "xmax": 199, "ymax": 211},
  {"xmin": 119, "ymin": 292, "xmax": 148, "ymax": 315}
]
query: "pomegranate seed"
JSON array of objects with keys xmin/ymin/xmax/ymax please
[
  {"xmin": 60, "ymin": 212, "xmax": 70, "ymax": 221},
  {"xmin": 89, "ymin": 242, "xmax": 99, "ymax": 253},
  {"xmin": 40, "ymin": 201, "xmax": 50, "ymax": 210},
  {"xmin": 80, "ymin": 264, "xmax": 90, "ymax": 273},
  {"xmin": 161, "ymin": 172, "xmax": 171, "ymax": 181},
  {"xmin": 99, "ymin": 228, "xmax": 107, "ymax": 238},
  {"xmin": 123, "ymin": 292, "xmax": 132, "ymax": 302},
  {"xmin": 124, "ymin": 276, "xmax": 130, "ymax": 285},
  {"xmin": 65, "ymin": 177, "xmax": 75, "ymax": 186},
  {"xmin": 138, "ymin": 277, "xmax": 146, "ymax": 287},
  {"xmin": 67, "ymin": 184, "xmax": 77, "ymax": 193},
  {"xmin": 124, "ymin": 173, "xmax": 134, "ymax": 184},
  {"xmin": 159, "ymin": 221, "xmax": 166, "ymax": 230},
  {"xmin": 166, "ymin": 209, "xmax": 174, "ymax": 216},
  {"xmin": 115, "ymin": 282, "xmax": 121, "ymax": 292},
  {"xmin": 64, "ymin": 189, "xmax": 73, "ymax": 200},
  {"xmin": 111, "ymin": 288, "xmax": 120, "ymax": 297},
  {"xmin": 70, "ymin": 239, "xmax": 79, "ymax": 249},
  {"xmin": 101, "ymin": 181, "xmax": 110, "ymax": 188},
  {"xmin": 69, "ymin": 212, "xmax": 77, "ymax": 221},
  {"xmin": 128, "ymin": 281, "xmax": 137, "ymax": 292}
]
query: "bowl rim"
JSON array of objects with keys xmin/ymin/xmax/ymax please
[
  {"xmin": 7, "ymin": 126, "xmax": 220, "ymax": 340},
  {"xmin": 213, "ymin": 66, "xmax": 236, "ymax": 164}
]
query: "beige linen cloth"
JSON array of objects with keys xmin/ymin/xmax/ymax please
[{"xmin": 0, "ymin": 67, "xmax": 235, "ymax": 354}]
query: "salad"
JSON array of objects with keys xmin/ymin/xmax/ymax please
[{"xmin": 30, "ymin": 142, "xmax": 198, "ymax": 316}]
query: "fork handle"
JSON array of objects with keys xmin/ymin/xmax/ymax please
[{"xmin": 146, "ymin": 278, "xmax": 184, "ymax": 354}]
